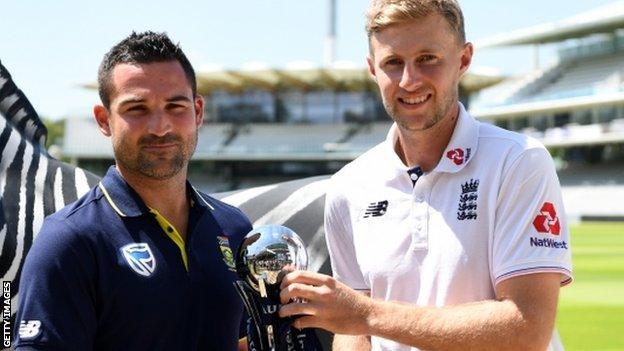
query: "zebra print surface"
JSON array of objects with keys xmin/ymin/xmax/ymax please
[
  {"xmin": 0, "ymin": 61, "xmax": 48, "ymax": 150},
  {"xmin": 0, "ymin": 59, "xmax": 332, "ymax": 349},
  {"xmin": 0, "ymin": 61, "xmax": 101, "ymax": 339},
  {"xmin": 215, "ymin": 176, "xmax": 331, "ymax": 274}
]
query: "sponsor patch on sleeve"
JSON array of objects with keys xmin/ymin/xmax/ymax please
[
  {"xmin": 530, "ymin": 202, "xmax": 568, "ymax": 249},
  {"xmin": 217, "ymin": 236, "xmax": 237, "ymax": 272}
]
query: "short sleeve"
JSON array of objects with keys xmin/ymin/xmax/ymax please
[
  {"xmin": 324, "ymin": 178, "xmax": 369, "ymax": 290},
  {"xmin": 492, "ymin": 147, "xmax": 573, "ymax": 287},
  {"xmin": 14, "ymin": 217, "xmax": 97, "ymax": 350}
]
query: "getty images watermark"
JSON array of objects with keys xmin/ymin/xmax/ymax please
[{"xmin": 2, "ymin": 281, "xmax": 10, "ymax": 348}]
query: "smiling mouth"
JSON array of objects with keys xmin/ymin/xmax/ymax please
[{"xmin": 399, "ymin": 94, "xmax": 431, "ymax": 105}]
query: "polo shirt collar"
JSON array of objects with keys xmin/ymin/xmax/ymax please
[
  {"xmin": 434, "ymin": 102, "xmax": 479, "ymax": 174},
  {"xmin": 383, "ymin": 102, "xmax": 479, "ymax": 176},
  {"xmin": 98, "ymin": 166, "xmax": 213, "ymax": 218}
]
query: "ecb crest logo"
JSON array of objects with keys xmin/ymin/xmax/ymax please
[{"xmin": 121, "ymin": 243, "xmax": 157, "ymax": 277}]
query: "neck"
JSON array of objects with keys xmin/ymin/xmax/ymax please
[
  {"xmin": 116, "ymin": 165, "xmax": 190, "ymax": 238},
  {"xmin": 395, "ymin": 103, "xmax": 460, "ymax": 172}
]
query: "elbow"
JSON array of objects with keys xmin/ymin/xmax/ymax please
[
  {"xmin": 493, "ymin": 304, "xmax": 555, "ymax": 351},
  {"xmin": 525, "ymin": 330, "xmax": 554, "ymax": 351},
  {"xmin": 507, "ymin": 322, "xmax": 554, "ymax": 351}
]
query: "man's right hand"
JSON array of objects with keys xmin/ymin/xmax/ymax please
[{"xmin": 278, "ymin": 270, "xmax": 373, "ymax": 335}]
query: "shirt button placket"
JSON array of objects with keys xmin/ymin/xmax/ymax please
[{"xmin": 411, "ymin": 178, "xmax": 429, "ymax": 250}]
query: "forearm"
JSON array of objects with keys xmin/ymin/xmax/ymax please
[
  {"xmin": 365, "ymin": 299, "xmax": 550, "ymax": 351},
  {"xmin": 280, "ymin": 268, "xmax": 561, "ymax": 350},
  {"xmin": 333, "ymin": 334, "xmax": 371, "ymax": 351}
]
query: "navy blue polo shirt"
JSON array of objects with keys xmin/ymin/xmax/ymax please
[{"xmin": 15, "ymin": 167, "xmax": 252, "ymax": 351}]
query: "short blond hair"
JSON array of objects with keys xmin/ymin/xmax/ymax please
[{"xmin": 365, "ymin": 0, "xmax": 465, "ymax": 43}]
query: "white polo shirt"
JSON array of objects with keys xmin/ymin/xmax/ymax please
[{"xmin": 325, "ymin": 103, "xmax": 572, "ymax": 351}]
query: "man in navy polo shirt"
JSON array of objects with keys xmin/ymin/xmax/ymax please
[{"xmin": 15, "ymin": 32, "xmax": 252, "ymax": 350}]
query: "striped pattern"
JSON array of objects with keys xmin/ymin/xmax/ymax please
[
  {"xmin": 0, "ymin": 61, "xmax": 101, "ymax": 331},
  {"xmin": 216, "ymin": 176, "xmax": 331, "ymax": 273}
]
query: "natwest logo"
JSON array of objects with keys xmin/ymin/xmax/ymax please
[
  {"xmin": 530, "ymin": 237, "xmax": 568, "ymax": 249},
  {"xmin": 532, "ymin": 202, "xmax": 560, "ymax": 235},
  {"xmin": 446, "ymin": 148, "xmax": 464, "ymax": 165},
  {"xmin": 446, "ymin": 148, "xmax": 471, "ymax": 165}
]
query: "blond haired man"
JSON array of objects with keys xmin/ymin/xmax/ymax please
[{"xmin": 279, "ymin": 1, "xmax": 572, "ymax": 350}]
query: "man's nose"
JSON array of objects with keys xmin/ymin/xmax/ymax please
[
  {"xmin": 147, "ymin": 110, "xmax": 172, "ymax": 136},
  {"xmin": 399, "ymin": 64, "xmax": 423, "ymax": 91}
]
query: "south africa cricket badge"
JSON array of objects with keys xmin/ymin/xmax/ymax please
[{"xmin": 217, "ymin": 235, "xmax": 236, "ymax": 272}]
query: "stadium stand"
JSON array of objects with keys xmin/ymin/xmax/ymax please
[
  {"xmin": 507, "ymin": 49, "xmax": 624, "ymax": 104},
  {"xmin": 472, "ymin": 1, "xmax": 624, "ymax": 219},
  {"xmin": 63, "ymin": 117, "xmax": 112, "ymax": 159},
  {"xmin": 66, "ymin": 65, "xmax": 498, "ymax": 164},
  {"xmin": 340, "ymin": 122, "xmax": 391, "ymax": 153},
  {"xmin": 221, "ymin": 124, "xmax": 351, "ymax": 159}
]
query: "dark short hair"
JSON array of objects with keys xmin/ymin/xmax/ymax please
[{"xmin": 97, "ymin": 31, "xmax": 197, "ymax": 108}]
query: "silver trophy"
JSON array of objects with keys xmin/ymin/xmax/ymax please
[{"xmin": 235, "ymin": 225, "xmax": 309, "ymax": 351}]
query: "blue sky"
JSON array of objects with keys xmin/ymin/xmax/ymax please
[{"xmin": 0, "ymin": 0, "xmax": 616, "ymax": 119}]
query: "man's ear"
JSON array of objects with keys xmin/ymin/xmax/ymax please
[
  {"xmin": 459, "ymin": 42, "xmax": 474, "ymax": 76},
  {"xmin": 366, "ymin": 55, "xmax": 377, "ymax": 82},
  {"xmin": 93, "ymin": 105, "xmax": 112, "ymax": 137},
  {"xmin": 194, "ymin": 95, "xmax": 205, "ymax": 128}
]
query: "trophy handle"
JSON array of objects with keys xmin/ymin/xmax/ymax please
[
  {"xmin": 234, "ymin": 281, "xmax": 270, "ymax": 351},
  {"xmin": 258, "ymin": 275, "xmax": 277, "ymax": 350}
]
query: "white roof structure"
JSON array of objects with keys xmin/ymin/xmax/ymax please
[
  {"xmin": 81, "ymin": 67, "xmax": 503, "ymax": 95},
  {"xmin": 196, "ymin": 67, "xmax": 503, "ymax": 94},
  {"xmin": 476, "ymin": 1, "xmax": 624, "ymax": 48}
]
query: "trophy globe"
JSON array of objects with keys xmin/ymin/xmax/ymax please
[{"xmin": 236, "ymin": 225, "xmax": 308, "ymax": 298}]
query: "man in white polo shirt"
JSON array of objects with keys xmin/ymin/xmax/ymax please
[{"xmin": 279, "ymin": 0, "xmax": 572, "ymax": 350}]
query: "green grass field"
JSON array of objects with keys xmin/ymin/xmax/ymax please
[{"xmin": 557, "ymin": 222, "xmax": 624, "ymax": 351}]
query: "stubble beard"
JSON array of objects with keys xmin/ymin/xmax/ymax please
[
  {"xmin": 113, "ymin": 131, "xmax": 198, "ymax": 180},
  {"xmin": 386, "ymin": 87, "xmax": 458, "ymax": 132}
]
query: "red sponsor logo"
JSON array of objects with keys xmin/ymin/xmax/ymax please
[
  {"xmin": 446, "ymin": 148, "xmax": 465, "ymax": 165},
  {"xmin": 532, "ymin": 202, "xmax": 560, "ymax": 235}
]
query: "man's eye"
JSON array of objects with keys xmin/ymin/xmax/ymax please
[
  {"xmin": 127, "ymin": 106, "xmax": 147, "ymax": 112},
  {"xmin": 418, "ymin": 55, "xmax": 437, "ymax": 63},
  {"xmin": 385, "ymin": 58, "xmax": 402, "ymax": 66},
  {"xmin": 168, "ymin": 104, "xmax": 188, "ymax": 111}
]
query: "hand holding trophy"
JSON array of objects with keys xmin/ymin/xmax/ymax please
[{"xmin": 234, "ymin": 225, "xmax": 323, "ymax": 351}]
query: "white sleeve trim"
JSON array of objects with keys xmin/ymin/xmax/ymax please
[{"xmin": 495, "ymin": 265, "xmax": 573, "ymax": 287}]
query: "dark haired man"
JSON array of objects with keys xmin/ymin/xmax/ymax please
[
  {"xmin": 14, "ymin": 31, "xmax": 252, "ymax": 350},
  {"xmin": 279, "ymin": 1, "xmax": 572, "ymax": 350}
]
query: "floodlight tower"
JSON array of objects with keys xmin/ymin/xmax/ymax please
[{"xmin": 324, "ymin": 0, "xmax": 336, "ymax": 66}]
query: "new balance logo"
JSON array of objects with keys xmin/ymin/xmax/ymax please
[
  {"xmin": 363, "ymin": 200, "xmax": 388, "ymax": 218},
  {"xmin": 19, "ymin": 320, "xmax": 41, "ymax": 340}
]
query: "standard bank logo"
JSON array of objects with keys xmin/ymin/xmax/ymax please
[
  {"xmin": 121, "ymin": 243, "xmax": 156, "ymax": 277},
  {"xmin": 19, "ymin": 320, "xmax": 41, "ymax": 340}
]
